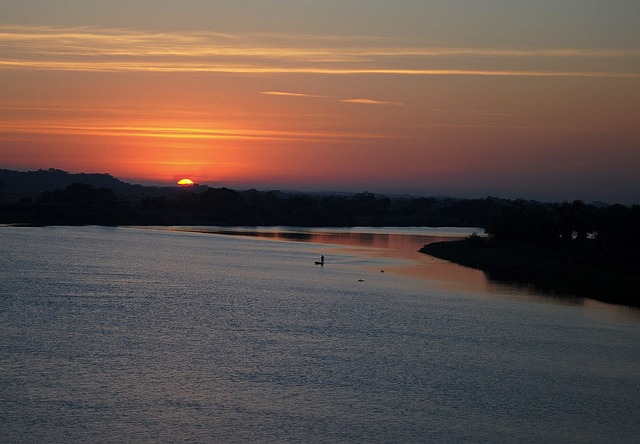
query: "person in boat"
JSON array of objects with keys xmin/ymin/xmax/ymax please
[{"xmin": 321, "ymin": 255, "xmax": 325, "ymax": 265}]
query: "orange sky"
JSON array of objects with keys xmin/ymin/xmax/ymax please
[{"xmin": 1, "ymin": 1, "xmax": 639, "ymax": 203}]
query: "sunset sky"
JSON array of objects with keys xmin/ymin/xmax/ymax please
[{"xmin": 1, "ymin": 1, "xmax": 639, "ymax": 203}]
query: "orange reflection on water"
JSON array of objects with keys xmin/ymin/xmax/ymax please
[
  {"xmin": 386, "ymin": 254, "xmax": 492, "ymax": 294},
  {"xmin": 169, "ymin": 226, "xmax": 491, "ymax": 294},
  {"xmin": 158, "ymin": 226, "xmax": 640, "ymax": 312}
]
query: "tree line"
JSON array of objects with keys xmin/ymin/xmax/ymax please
[
  {"xmin": 421, "ymin": 198, "xmax": 640, "ymax": 306},
  {"xmin": 2, "ymin": 182, "xmax": 638, "ymax": 253},
  {"xmin": 484, "ymin": 198, "xmax": 640, "ymax": 254},
  {"xmin": 1, "ymin": 183, "xmax": 503, "ymax": 227}
]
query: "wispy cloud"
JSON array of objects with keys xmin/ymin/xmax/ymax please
[
  {"xmin": 0, "ymin": 120, "xmax": 394, "ymax": 142},
  {"xmin": 260, "ymin": 91, "xmax": 325, "ymax": 98},
  {"xmin": 1, "ymin": 59, "xmax": 638, "ymax": 79},
  {"xmin": 260, "ymin": 91, "xmax": 401, "ymax": 105},
  {"xmin": 340, "ymin": 98, "xmax": 403, "ymax": 105},
  {"xmin": 1, "ymin": 25, "xmax": 638, "ymax": 78}
]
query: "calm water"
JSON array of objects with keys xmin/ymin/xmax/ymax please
[{"xmin": 1, "ymin": 226, "xmax": 639, "ymax": 443}]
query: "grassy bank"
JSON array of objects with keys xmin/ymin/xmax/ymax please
[{"xmin": 420, "ymin": 237, "xmax": 640, "ymax": 308}]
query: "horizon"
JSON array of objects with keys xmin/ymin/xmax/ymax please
[
  {"xmin": 4, "ymin": 166, "xmax": 635, "ymax": 206},
  {"xmin": 1, "ymin": 1, "xmax": 639, "ymax": 205}
]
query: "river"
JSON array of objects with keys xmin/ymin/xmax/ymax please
[{"xmin": 1, "ymin": 226, "xmax": 639, "ymax": 443}]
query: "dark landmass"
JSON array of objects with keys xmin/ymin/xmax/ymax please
[
  {"xmin": 0, "ymin": 168, "xmax": 506, "ymax": 227},
  {"xmin": 0, "ymin": 168, "xmax": 186, "ymax": 200},
  {"xmin": 420, "ymin": 199, "xmax": 640, "ymax": 307}
]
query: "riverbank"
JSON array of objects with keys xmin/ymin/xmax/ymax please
[{"xmin": 420, "ymin": 237, "xmax": 640, "ymax": 308}]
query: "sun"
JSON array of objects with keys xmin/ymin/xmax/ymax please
[{"xmin": 177, "ymin": 178, "xmax": 195, "ymax": 187}]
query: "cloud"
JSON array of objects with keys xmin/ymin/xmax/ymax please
[
  {"xmin": 260, "ymin": 91, "xmax": 324, "ymax": 98},
  {"xmin": 1, "ymin": 59, "xmax": 637, "ymax": 79},
  {"xmin": 0, "ymin": 120, "xmax": 395, "ymax": 143},
  {"xmin": 340, "ymin": 98, "xmax": 402, "ymax": 105},
  {"xmin": 1, "ymin": 25, "xmax": 638, "ymax": 79},
  {"xmin": 260, "ymin": 92, "xmax": 401, "ymax": 105}
]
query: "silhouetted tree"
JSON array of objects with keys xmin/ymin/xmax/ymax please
[
  {"xmin": 552, "ymin": 200, "xmax": 593, "ymax": 245},
  {"xmin": 199, "ymin": 187, "xmax": 251, "ymax": 224},
  {"xmin": 38, "ymin": 183, "xmax": 116, "ymax": 206},
  {"xmin": 485, "ymin": 199, "xmax": 554, "ymax": 243}
]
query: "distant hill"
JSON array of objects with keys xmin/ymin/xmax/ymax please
[{"xmin": 0, "ymin": 168, "xmax": 170, "ymax": 199}]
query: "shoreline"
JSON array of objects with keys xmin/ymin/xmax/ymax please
[{"xmin": 420, "ymin": 238, "xmax": 640, "ymax": 308}]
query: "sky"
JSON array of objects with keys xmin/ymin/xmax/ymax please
[{"xmin": 1, "ymin": 1, "xmax": 639, "ymax": 203}]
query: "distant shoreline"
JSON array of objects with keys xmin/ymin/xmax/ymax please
[{"xmin": 420, "ymin": 238, "xmax": 640, "ymax": 308}]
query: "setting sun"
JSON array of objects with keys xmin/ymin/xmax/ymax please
[{"xmin": 177, "ymin": 178, "xmax": 195, "ymax": 187}]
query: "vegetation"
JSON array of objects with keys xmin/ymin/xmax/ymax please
[
  {"xmin": 421, "ymin": 200, "xmax": 640, "ymax": 307},
  {"xmin": 0, "ymin": 182, "xmax": 506, "ymax": 227},
  {"xmin": 0, "ymin": 169, "xmax": 510, "ymax": 227}
]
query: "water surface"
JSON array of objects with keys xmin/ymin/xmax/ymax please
[{"xmin": 1, "ymin": 226, "xmax": 639, "ymax": 443}]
